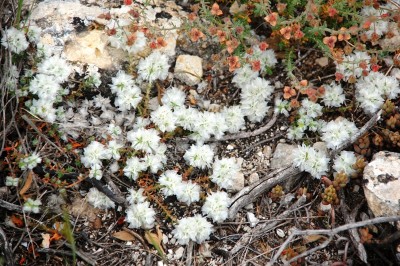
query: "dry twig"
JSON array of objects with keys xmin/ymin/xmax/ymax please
[
  {"xmin": 0, "ymin": 226, "xmax": 14, "ymax": 266},
  {"xmin": 231, "ymin": 195, "xmax": 307, "ymax": 255},
  {"xmin": 268, "ymin": 216, "xmax": 400, "ymax": 266}
]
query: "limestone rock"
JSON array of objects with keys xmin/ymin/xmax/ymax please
[
  {"xmin": 229, "ymin": 172, "xmax": 245, "ymax": 192},
  {"xmin": 248, "ymin": 172, "xmax": 259, "ymax": 184},
  {"xmin": 363, "ymin": 151, "xmax": 400, "ymax": 217},
  {"xmin": 270, "ymin": 143, "xmax": 296, "ymax": 169},
  {"xmin": 64, "ymin": 30, "xmax": 126, "ymax": 69},
  {"xmin": 174, "ymin": 55, "xmax": 203, "ymax": 86}
]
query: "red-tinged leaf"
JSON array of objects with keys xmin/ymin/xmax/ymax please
[{"xmin": 11, "ymin": 214, "xmax": 24, "ymax": 228}]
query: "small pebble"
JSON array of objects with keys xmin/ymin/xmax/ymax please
[
  {"xmin": 247, "ymin": 212, "xmax": 259, "ymax": 227},
  {"xmin": 227, "ymin": 144, "xmax": 234, "ymax": 150},
  {"xmin": 276, "ymin": 228, "xmax": 285, "ymax": 238},
  {"xmin": 280, "ymin": 126, "xmax": 287, "ymax": 131},
  {"xmin": 175, "ymin": 246, "xmax": 185, "ymax": 259}
]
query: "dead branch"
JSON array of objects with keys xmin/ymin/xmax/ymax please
[
  {"xmin": 228, "ymin": 166, "xmax": 302, "ymax": 219},
  {"xmin": 329, "ymin": 110, "xmax": 382, "ymax": 159},
  {"xmin": 64, "ymin": 242, "xmax": 97, "ymax": 265},
  {"xmin": 231, "ymin": 195, "xmax": 307, "ymax": 255},
  {"xmin": 228, "ymin": 109, "xmax": 381, "ymax": 218},
  {"xmin": 340, "ymin": 192, "xmax": 367, "ymax": 263},
  {"xmin": 21, "ymin": 115, "xmax": 65, "ymax": 154},
  {"xmin": 0, "ymin": 226, "xmax": 14, "ymax": 266},
  {"xmin": 268, "ymin": 216, "xmax": 400, "ymax": 266},
  {"xmin": 0, "ymin": 199, "xmax": 23, "ymax": 213}
]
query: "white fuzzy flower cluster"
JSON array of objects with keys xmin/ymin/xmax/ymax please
[
  {"xmin": 137, "ymin": 51, "xmax": 170, "ymax": 83},
  {"xmin": 109, "ymin": 28, "xmax": 147, "ymax": 55},
  {"xmin": 245, "ymin": 45, "xmax": 278, "ymax": 72},
  {"xmin": 274, "ymin": 98, "xmax": 290, "ymax": 117},
  {"xmin": 292, "ymin": 144, "xmax": 330, "ymax": 178},
  {"xmin": 124, "ymin": 127, "xmax": 167, "ymax": 179},
  {"xmin": 109, "ymin": 71, "xmax": 142, "ymax": 111},
  {"xmin": 161, "ymin": 86, "xmax": 186, "ymax": 109},
  {"xmin": 184, "ymin": 144, "xmax": 214, "ymax": 169},
  {"xmin": 201, "ymin": 191, "xmax": 230, "ymax": 223},
  {"xmin": 322, "ymin": 82, "xmax": 346, "ymax": 107},
  {"xmin": 28, "ymin": 54, "xmax": 72, "ymax": 122},
  {"xmin": 240, "ymin": 77, "xmax": 275, "ymax": 122},
  {"xmin": 5, "ymin": 176, "xmax": 19, "ymax": 187},
  {"xmin": 19, "ymin": 152, "xmax": 42, "ymax": 170},
  {"xmin": 287, "ymin": 99, "xmax": 324, "ymax": 140},
  {"xmin": 87, "ymin": 187, "xmax": 115, "ymax": 209},
  {"xmin": 80, "ymin": 140, "xmax": 123, "ymax": 180},
  {"xmin": 321, "ymin": 118, "xmax": 358, "ymax": 149},
  {"xmin": 333, "ymin": 151, "xmax": 357, "ymax": 177},
  {"xmin": 158, "ymin": 170, "xmax": 201, "ymax": 205},
  {"xmin": 356, "ymin": 71, "xmax": 400, "ymax": 115},
  {"xmin": 23, "ymin": 198, "xmax": 42, "ymax": 213},
  {"xmin": 336, "ymin": 51, "xmax": 370, "ymax": 81},
  {"xmin": 84, "ymin": 64, "xmax": 102, "ymax": 88},
  {"xmin": 1, "ymin": 27, "xmax": 29, "ymax": 54},
  {"xmin": 232, "ymin": 64, "xmax": 259, "ymax": 88},
  {"xmin": 361, "ymin": 6, "xmax": 389, "ymax": 39},
  {"xmin": 151, "ymin": 105, "xmax": 177, "ymax": 132},
  {"xmin": 210, "ymin": 157, "xmax": 240, "ymax": 189},
  {"xmin": 126, "ymin": 201, "xmax": 156, "ymax": 229},
  {"xmin": 172, "ymin": 215, "xmax": 213, "ymax": 245}
]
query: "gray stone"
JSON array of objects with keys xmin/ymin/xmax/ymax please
[
  {"xmin": 270, "ymin": 143, "xmax": 296, "ymax": 169},
  {"xmin": 248, "ymin": 172, "xmax": 259, "ymax": 184},
  {"xmin": 228, "ymin": 172, "xmax": 245, "ymax": 192},
  {"xmin": 363, "ymin": 151, "xmax": 400, "ymax": 217},
  {"xmin": 174, "ymin": 55, "xmax": 203, "ymax": 86}
]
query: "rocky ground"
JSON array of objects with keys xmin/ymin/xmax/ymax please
[{"xmin": 1, "ymin": 0, "xmax": 400, "ymax": 266}]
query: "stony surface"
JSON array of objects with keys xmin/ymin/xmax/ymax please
[
  {"xmin": 270, "ymin": 143, "xmax": 296, "ymax": 169},
  {"xmin": 174, "ymin": 55, "xmax": 203, "ymax": 86},
  {"xmin": 363, "ymin": 151, "xmax": 400, "ymax": 217},
  {"xmin": 64, "ymin": 30, "xmax": 126, "ymax": 69}
]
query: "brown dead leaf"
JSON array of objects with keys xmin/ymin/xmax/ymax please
[
  {"xmin": 113, "ymin": 230, "xmax": 136, "ymax": 241},
  {"xmin": 19, "ymin": 170, "xmax": 33, "ymax": 199},
  {"xmin": 303, "ymin": 234, "xmax": 327, "ymax": 244},
  {"xmin": 229, "ymin": 1, "xmax": 247, "ymax": 15}
]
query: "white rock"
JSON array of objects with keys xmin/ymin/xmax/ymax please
[
  {"xmin": 263, "ymin": 146, "xmax": 272, "ymax": 159},
  {"xmin": 174, "ymin": 55, "xmax": 203, "ymax": 86},
  {"xmin": 248, "ymin": 172, "xmax": 259, "ymax": 184},
  {"xmin": 247, "ymin": 212, "xmax": 259, "ymax": 227},
  {"xmin": 363, "ymin": 151, "xmax": 400, "ymax": 217},
  {"xmin": 270, "ymin": 143, "xmax": 296, "ymax": 169},
  {"xmin": 228, "ymin": 172, "xmax": 245, "ymax": 192},
  {"xmin": 227, "ymin": 144, "xmax": 234, "ymax": 150},
  {"xmin": 175, "ymin": 246, "xmax": 185, "ymax": 259},
  {"xmin": 64, "ymin": 30, "xmax": 126, "ymax": 69},
  {"xmin": 162, "ymin": 234, "xmax": 168, "ymax": 245},
  {"xmin": 313, "ymin": 142, "xmax": 328, "ymax": 155},
  {"xmin": 276, "ymin": 228, "xmax": 285, "ymax": 238},
  {"xmin": 157, "ymin": 261, "xmax": 164, "ymax": 266}
]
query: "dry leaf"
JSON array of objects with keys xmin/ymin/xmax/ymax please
[
  {"xmin": 303, "ymin": 234, "xmax": 327, "ymax": 243},
  {"xmin": 10, "ymin": 214, "xmax": 24, "ymax": 228},
  {"xmin": 145, "ymin": 226, "xmax": 165, "ymax": 259},
  {"xmin": 19, "ymin": 170, "xmax": 33, "ymax": 198},
  {"xmin": 41, "ymin": 233, "xmax": 51, "ymax": 248},
  {"xmin": 113, "ymin": 230, "xmax": 136, "ymax": 241}
]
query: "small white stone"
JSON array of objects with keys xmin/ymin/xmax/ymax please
[
  {"xmin": 244, "ymin": 203, "xmax": 253, "ymax": 210},
  {"xmin": 175, "ymin": 246, "xmax": 185, "ymax": 259},
  {"xmin": 227, "ymin": 145, "xmax": 234, "ymax": 150},
  {"xmin": 162, "ymin": 234, "xmax": 168, "ymax": 244},
  {"xmin": 174, "ymin": 55, "xmax": 203, "ymax": 86},
  {"xmin": 157, "ymin": 261, "xmax": 164, "ymax": 266},
  {"xmin": 319, "ymin": 202, "xmax": 332, "ymax": 213},
  {"xmin": 247, "ymin": 212, "xmax": 259, "ymax": 227},
  {"xmin": 276, "ymin": 229, "xmax": 285, "ymax": 238},
  {"xmin": 280, "ymin": 126, "xmax": 287, "ymax": 131},
  {"xmin": 248, "ymin": 172, "xmax": 259, "ymax": 184}
]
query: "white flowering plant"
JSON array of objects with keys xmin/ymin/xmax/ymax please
[{"xmin": 3, "ymin": 0, "xmax": 400, "ymax": 263}]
